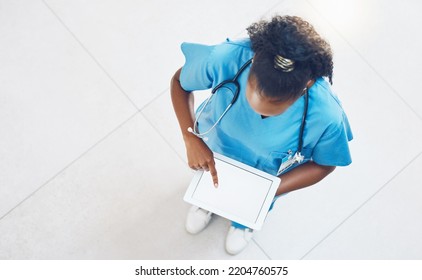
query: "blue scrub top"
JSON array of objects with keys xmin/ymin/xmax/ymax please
[{"xmin": 179, "ymin": 38, "xmax": 353, "ymax": 176}]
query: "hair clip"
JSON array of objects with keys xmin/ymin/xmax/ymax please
[{"xmin": 274, "ymin": 54, "xmax": 295, "ymax": 72}]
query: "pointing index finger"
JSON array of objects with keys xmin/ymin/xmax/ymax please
[{"xmin": 208, "ymin": 159, "xmax": 219, "ymax": 188}]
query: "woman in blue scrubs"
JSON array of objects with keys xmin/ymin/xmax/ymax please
[{"xmin": 170, "ymin": 15, "xmax": 353, "ymax": 255}]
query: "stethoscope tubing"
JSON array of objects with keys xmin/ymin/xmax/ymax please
[
  {"xmin": 297, "ymin": 90, "xmax": 309, "ymax": 155},
  {"xmin": 188, "ymin": 57, "xmax": 309, "ymax": 163}
]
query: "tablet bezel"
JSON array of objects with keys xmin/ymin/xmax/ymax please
[{"xmin": 183, "ymin": 153, "xmax": 280, "ymax": 230}]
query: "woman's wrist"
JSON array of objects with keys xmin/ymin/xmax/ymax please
[{"xmin": 183, "ymin": 129, "xmax": 197, "ymax": 141}]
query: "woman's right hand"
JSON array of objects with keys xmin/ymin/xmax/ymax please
[
  {"xmin": 170, "ymin": 68, "xmax": 219, "ymax": 187},
  {"xmin": 184, "ymin": 135, "xmax": 219, "ymax": 187}
]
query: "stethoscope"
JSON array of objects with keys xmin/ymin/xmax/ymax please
[{"xmin": 187, "ymin": 58, "xmax": 309, "ymax": 174}]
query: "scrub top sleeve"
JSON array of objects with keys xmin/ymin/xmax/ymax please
[
  {"xmin": 312, "ymin": 113, "xmax": 353, "ymax": 167},
  {"xmin": 179, "ymin": 42, "xmax": 216, "ymax": 92}
]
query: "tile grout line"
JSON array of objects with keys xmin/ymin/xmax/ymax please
[
  {"xmin": 139, "ymin": 110, "xmax": 187, "ymax": 165},
  {"xmin": 231, "ymin": 0, "xmax": 286, "ymax": 39},
  {"xmin": 139, "ymin": 88, "xmax": 169, "ymax": 112},
  {"xmin": 38, "ymin": 0, "xmax": 421, "ymax": 261},
  {"xmin": 300, "ymin": 150, "xmax": 422, "ymax": 259},
  {"xmin": 138, "ymin": 0, "xmax": 290, "ymax": 174},
  {"xmin": 235, "ymin": 0, "xmax": 287, "ymax": 261},
  {"xmin": 41, "ymin": 0, "xmax": 189, "ymax": 191},
  {"xmin": 140, "ymin": 1, "xmax": 288, "ymax": 260},
  {"xmin": 262, "ymin": 0, "xmax": 289, "ymax": 19},
  {"xmin": 300, "ymin": 0, "xmax": 422, "ymax": 259},
  {"xmin": 252, "ymin": 238, "xmax": 272, "ymax": 260},
  {"xmin": 0, "ymin": 112, "xmax": 140, "ymax": 222},
  {"xmin": 41, "ymin": 0, "xmax": 140, "ymax": 112},
  {"xmin": 305, "ymin": 0, "xmax": 422, "ymax": 121},
  {"xmin": 139, "ymin": 0, "xmax": 289, "ymax": 169}
]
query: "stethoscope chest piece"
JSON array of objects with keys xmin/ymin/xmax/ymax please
[{"xmin": 276, "ymin": 151, "xmax": 305, "ymax": 176}]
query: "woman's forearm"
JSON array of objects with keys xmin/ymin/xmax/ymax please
[
  {"xmin": 170, "ymin": 68, "xmax": 197, "ymax": 141},
  {"xmin": 276, "ymin": 161, "xmax": 336, "ymax": 196}
]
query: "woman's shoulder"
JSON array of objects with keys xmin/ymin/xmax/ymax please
[
  {"xmin": 310, "ymin": 78, "xmax": 349, "ymax": 124},
  {"xmin": 221, "ymin": 38, "xmax": 252, "ymax": 49},
  {"xmin": 179, "ymin": 38, "xmax": 253, "ymax": 90},
  {"xmin": 181, "ymin": 38, "xmax": 252, "ymax": 58},
  {"xmin": 182, "ymin": 38, "xmax": 254, "ymax": 84},
  {"xmin": 308, "ymin": 78, "xmax": 353, "ymax": 144},
  {"xmin": 209, "ymin": 38, "xmax": 253, "ymax": 64}
]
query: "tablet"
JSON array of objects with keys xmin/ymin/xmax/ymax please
[{"xmin": 183, "ymin": 153, "xmax": 280, "ymax": 230}]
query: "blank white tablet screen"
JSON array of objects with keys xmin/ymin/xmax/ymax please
[{"xmin": 190, "ymin": 157, "xmax": 273, "ymax": 224}]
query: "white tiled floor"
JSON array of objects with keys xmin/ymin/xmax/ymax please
[{"xmin": 0, "ymin": 0, "xmax": 421, "ymax": 260}]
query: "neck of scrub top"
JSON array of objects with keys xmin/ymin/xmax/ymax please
[
  {"xmin": 245, "ymin": 78, "xmax": 297, "ymax": 117},
  {"xmin": 246, "ymin": 76, "xmax": 316, "ymax": 118}
]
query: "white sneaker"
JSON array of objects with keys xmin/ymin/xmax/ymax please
[
  {"xmin": 185, "ymin": 206, "xmax": 213, "ymax": 234},
  {"xmin": 225, "ymin": 226, "xmax": 254, "ymax": 255}
]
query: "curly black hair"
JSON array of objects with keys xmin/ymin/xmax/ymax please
[{"xmin": 247, "ymin": 15, "xmax": 333, "ymax": 101}]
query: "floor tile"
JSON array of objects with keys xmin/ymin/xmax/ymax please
[
  {"xmin": 303, "ymin": 153, "xmax": 422, "ymax": 259},
  {"xmin": 0, "ymin": 114, "xmax": 267, "ymax": 259},
  {"xmin": 307, "ymin": 0, "xmax": 422, "ymax": 118},
  {"xmin": 43, "ymin": 0, "xmax": 282, "ymax": 109},
  {"xmin": 0, "ymin": 0, "xmax": 137, "ymax": 218}
]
